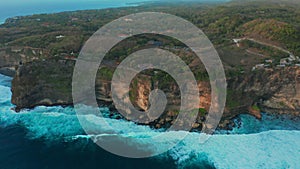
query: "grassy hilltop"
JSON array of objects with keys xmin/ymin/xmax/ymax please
[{"xmin": 1, "ymin": 0, "xmax": 300, "ymax": 129}]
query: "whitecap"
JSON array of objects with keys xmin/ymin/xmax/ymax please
[{"xmin": 0, "ymin": 74, "xmax": 299, "ymax": 169}]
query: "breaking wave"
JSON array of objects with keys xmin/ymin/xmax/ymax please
[{"xmin": 0, "ymin": 74, "xmax": 299, "ymax": 169}]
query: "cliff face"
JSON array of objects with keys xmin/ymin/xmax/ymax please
[
  {"xmin": 0, "ymin": 46, "xmax": 51, "ymax": 76},
  {"xmin": 259, "ymin": 69, "xmax": 300, "ymax": 116},
  {"xmin": 11, "ymin": 60, "xmax": 74, "ymax": 111},
  {"xmin": 2, "ymin": 0, "xmax": 300, "ymax": 131},
  {"xmin": 11, "ymin": 59, "xmax": 300, "ymax": 129},
  {"xmin": 224, "ymin": 67, "xmax": 300, "ymax": 119}
]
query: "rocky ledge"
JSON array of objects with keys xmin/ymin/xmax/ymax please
[{"xmin": 10, "ymin": 59, "xmax": 300, "ymax": 130}]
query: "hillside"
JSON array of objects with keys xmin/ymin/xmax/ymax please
[
  {"xmin": 1, "ymin": 0, "xmax": 300, "ymax": 130},
  {"xmin": 241, "ymin": 19, "xmax": 300, "ymax": 54}
]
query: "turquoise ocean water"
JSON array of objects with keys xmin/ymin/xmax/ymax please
[
  {"xmin": 0, "ymin": 74, "xmax": 300, "ymax": 169},
  {"xmin": 0, "ymin": 0, "xmax": 154, "ymax": 23},
  {"xmin": 0, "ymin": 1, "xmax": 299, "ymax": 168}
]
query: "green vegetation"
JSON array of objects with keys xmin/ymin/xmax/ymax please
[
  {"xmin": 241, "ymin": 19, "xmax": 300, "ymax": 55},
  {"xmin": 251, "ymin": 105, "xmax": 260, "ymax": 111},
  {"xmin": 152, "ymin": 70, "xmax": 176, "ymax": 89},
  {"xmin": 241, "ymin": 39, "xmax": 290, "ymax": 63},
  {"xmin": 129, "ymin": 78, "xmax": 139, "ymax": 102},
  {"xmin": 6, "ymin": 0, "xmax": 300, "ymax": 123},
  {"xmin": 194, "ymin": 71, "xmax": 209, "ymax": 81},
  {"xmin": 97, "ymin": 67, "xmax": 114, "ymax": 80},
  {"xmin": 1, "ymin": 0, "xmax": 300, "ymax": 88},
  {"xmin": 226, "ymin": 89, "xmax": 243, "ymax": 109},
  {"xmin": 1, "ymin": 0, "xmax": 299, "ymax": 58},
  {"xmin": 198, "ymin": 108, "xmax": 207, "ymax": 116}
]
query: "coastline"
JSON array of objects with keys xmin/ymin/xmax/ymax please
[
  {"xmin": 1, "ymin": 0, "xmax": 300, "ymax": 134},
  {"xmin": 0, "ymin": 0, "xmax": 152, "ymax": 25},
  {"xmin": 1, "ymin": 72, "xmax": 300, "ymax": 134},
  {"xmin": 1, "ymin": 73, "xmax": 300, "ymax": 169},
  {"xmin": 0, "ymin": 1, "xmax": 299, "ymax": 168},
  {"xmin": 0, "ymin": 67, "xmax": 16, "ymax": 77},
  {"xmin": 2, "ymin": 65, "xmax": 299, "ymax": 132}
]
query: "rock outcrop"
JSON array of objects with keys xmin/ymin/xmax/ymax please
[
  {"xmin": 11, "ymin": 59, "xmax": 74, "ymax": 111},
  {"xmin": 10, "ymin": 59, "xmax": 300, "ymax": 129}
]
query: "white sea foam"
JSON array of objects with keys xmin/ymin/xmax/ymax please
[{"xmin": 0, "ymin": 74, "xmax": 299, "ymax": 169}]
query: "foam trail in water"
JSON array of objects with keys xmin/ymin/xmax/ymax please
[{"xmin": 0, "ymin": 74, "xmax": 299, "ymax": 169}]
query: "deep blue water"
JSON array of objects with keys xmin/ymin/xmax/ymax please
[
  {"xmin": 1, "ymin": 1, "xmax": 299, "ymax": 168},
  {"xmin": 0, "ymin": 126, "xmax": 178, "ymax": 169},
  {"xmin": 0, "ymin": 73, "xmax": 300, "ymax": 169},
  {"xmin": 0, "ymin": 74, "xmax": 214, "ymax": 169}
]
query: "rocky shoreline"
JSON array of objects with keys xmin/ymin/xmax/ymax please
[
  {"xmin": 0, "ymin": 67, "xmax": 16, "ymax": 77},
  {"xmin": 1, "ymin": 1, "xmax": 299, "ymax": 131},
  {"xmin": 8, "ymin": 59, "xmax": 300, "ymax": 130}
]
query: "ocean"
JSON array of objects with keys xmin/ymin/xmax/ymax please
[
  {"xmin": 0, "ymin": 74, "xmax": 300, "ymax": 169},
  {"xmin": 0, "ymin": 0, "xmax": 154, "ymax": 24},
  {"xmin": 0, "ymin": 1, "xmax": 300, "ymax": 168}
]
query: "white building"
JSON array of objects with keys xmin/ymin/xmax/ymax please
[
  {"xmin": 56, "ymin": 35, "xmax": 65, "ymax": 39},
  {"xmin": 265, "ymin": 59, "xmax": 273, "ymax": 63},
  {"xmin": 280, "ymin": 59, "xmax": 288, "ymax": 65},
  {"xmin": 255, "ymin": 64, "xmax": 265, "ymax": 69}
]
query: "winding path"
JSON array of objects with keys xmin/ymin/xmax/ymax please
[{"xmin": 233, "ymin": 37, "xmax": 294, "ymax": 57}]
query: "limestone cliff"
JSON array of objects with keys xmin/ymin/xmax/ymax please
[{"xmin": 10, "ymin": 59, "xmax": 300, "ymax": 129}]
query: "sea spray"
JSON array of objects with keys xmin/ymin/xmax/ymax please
[{"xmin": 0, "ymin": 74, "xmax": 299, "ymax": 169}]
